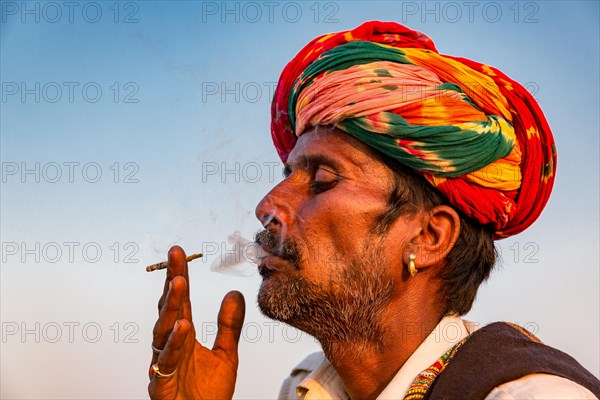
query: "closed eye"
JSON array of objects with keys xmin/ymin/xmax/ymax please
[
  {"xmin": 310, "ymin": 167, "xmax": 339, "ymax": 194},
  {"xmin": 283, "ymin": 155, "xmax": 343, "ymax": 193},
  {"xmin": 282, "ymin": 165, "xmax": 291, "ymax": 178},
  {"xmin": 309, "ymin": 180, "xmax": 336, "ymax": 193}
]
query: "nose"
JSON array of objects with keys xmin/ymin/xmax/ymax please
[{"xmin": 255, "ymin": 183, "xmax": 295, "ymax": 231}]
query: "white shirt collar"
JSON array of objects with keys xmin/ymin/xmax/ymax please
[{"xmin": 295, "ymin": 352, "xmax": 349, "ymax": 400}]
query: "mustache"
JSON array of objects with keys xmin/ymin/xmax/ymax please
[{"xmin": 254, "ymin": 230, "xmax": 302, "ymax": 267}]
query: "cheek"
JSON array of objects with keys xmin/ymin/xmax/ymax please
[{"xmin": 296, "ymin": 189, "xmax": 389, "ymax": 257}]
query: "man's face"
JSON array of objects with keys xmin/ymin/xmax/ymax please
[{"xmin": 254, "ymin": 126, "xmax": 416, "ymax": 347}]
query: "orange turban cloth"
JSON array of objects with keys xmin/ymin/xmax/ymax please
[{"xmin": 271, "ymin": 21, "xmax": 556, "ymax": 238}]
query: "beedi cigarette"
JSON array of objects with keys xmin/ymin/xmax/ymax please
[{"xmin": 145, "ymin": 253, "xmax": 203, "ymax": 272}]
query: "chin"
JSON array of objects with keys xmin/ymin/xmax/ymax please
[{"xmin": 256, "ymin": 272, "xmax": 308, "ymax": 324}]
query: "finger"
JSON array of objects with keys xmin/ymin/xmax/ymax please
[
  {"xmin": 212, "ymin": 291, "xmax": 246, "ymax": 356},
  {"xmin": 152, "ymin": 319, "xmax": 191, "ymax": 381},
  {"xmin": 167, "ymin": 245, "xmax": 189, "ymax": 285},
  {"xmin": 148, "ymin": 319, "xmax": 190, "ymax": 399},
  {"xmin": 169, "ymin": 246, "xmax": 193, "ymax": 322},
  {"xmin": 157, "ymin": 246, "xmax": 188, "ymax": 312},
  {"xmin": 170, "ymin": 247, "xmax": 193, "ymax": 322},
  {"xmin": 152, "ymin": 276, "xmax": 187, "ymax": 360}
]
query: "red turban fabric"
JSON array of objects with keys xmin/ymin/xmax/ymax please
[{"xmin": 271, "ymin": 21, "xmax": 556, "ymax": 239}]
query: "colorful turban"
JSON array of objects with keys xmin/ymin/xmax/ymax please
[{"xmin": 271, "ymin": 21, "xmax": 556, "ymax": 239}]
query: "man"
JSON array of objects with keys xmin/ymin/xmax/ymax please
[{"xmin": 148, "ymin": 22, "xmax": 600, "ymax": 399}]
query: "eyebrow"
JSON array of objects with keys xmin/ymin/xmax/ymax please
[{"xmin": 283, "ymin": 154, "xmax": 343, "ymax": 177}]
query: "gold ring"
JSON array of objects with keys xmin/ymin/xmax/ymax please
[
  {"xmin": 151, "ymin": 344, "xmax": 163, "ymax": 354},
  {"xmin": 150, "ymin": 363, "xmax": 176, "ymax": 378}
]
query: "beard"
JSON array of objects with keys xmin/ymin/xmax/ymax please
[{"xmin": 255, "ymin": 230, "xmax": 394, "ymax": 358}]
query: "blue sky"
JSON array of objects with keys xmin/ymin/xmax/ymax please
[{"xmin": 1, "ymin": 1, "xmax": 598, "ymax": 398}]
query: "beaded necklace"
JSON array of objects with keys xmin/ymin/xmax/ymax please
[{"xmin": 402, "ymin": 336, "xmax": 468, "ymax": 400}]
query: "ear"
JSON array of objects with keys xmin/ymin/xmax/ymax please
[{"xmin": 405, "ymin": 205, "xmax": 460, "ymax": 272}]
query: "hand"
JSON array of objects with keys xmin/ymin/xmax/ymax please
[{"xmin": 148, "ymin": 246, "xmax": 246, "ymax": 399}]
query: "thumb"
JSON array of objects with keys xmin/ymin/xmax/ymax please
[{"xmin": 212, "ymin": 290, "xmax": 246, "ymax": 357}]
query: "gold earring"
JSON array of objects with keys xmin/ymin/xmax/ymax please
[{"xmin": 408, "ymin": 253, "xmax": 417, "ymax": 277}]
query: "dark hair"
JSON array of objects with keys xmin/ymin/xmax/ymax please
[{"xmin": 369, "ymin": 150, "xmax": 498, "ymax": 316}]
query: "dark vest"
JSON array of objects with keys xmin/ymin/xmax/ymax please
[{"xmin": 423, "ymin": 322, "xmax": 600, "ymax": 399}]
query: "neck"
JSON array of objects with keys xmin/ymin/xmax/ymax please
[{"xmin": 319, "ymin": 295, "xmax": 444, "ymax": 399}]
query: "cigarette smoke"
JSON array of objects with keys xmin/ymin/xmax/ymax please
[
  {"xmin": 211, "ymin": 200, "xmax": 290, "ymax": 276},
  {"xmin": 210, "ymin": 230, "xmax": 266, "ymax": 277}
]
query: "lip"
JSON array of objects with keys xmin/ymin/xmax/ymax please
[{"xmin": 258, "ymin": 254, "xmax": 290, "ymax": 274}]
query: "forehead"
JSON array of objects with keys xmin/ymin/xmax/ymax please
[{"xmin": 286, "ymin": 126, "xmax": 379, "ymax": 168}]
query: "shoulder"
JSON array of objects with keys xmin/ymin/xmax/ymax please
[
  {"xmin": 278, "ymin": 352, "xmax": 326, "ymax": 399},
  {"xmin": 426, "ymin": 321, "xmax": 600, "ymax": 399},
  {"xmin": 485, "ymin": 373, "xmax": 599, "ymax": 399}
]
